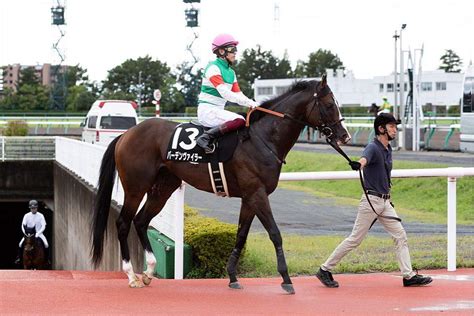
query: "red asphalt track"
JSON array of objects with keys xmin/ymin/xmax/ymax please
[{"xmin": 1, "ymin": 269, "xmax": 473, "ymax": 315}]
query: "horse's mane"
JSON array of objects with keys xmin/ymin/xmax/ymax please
[{"xmin": 249, "ymin": 80, "xmax": 316, "ymax": 124}]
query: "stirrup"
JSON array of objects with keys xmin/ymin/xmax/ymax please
[{"xmin": 204, "ymin": 143, "xmax": 216, "ymax": 154}]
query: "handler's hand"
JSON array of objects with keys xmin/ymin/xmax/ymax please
[{"xmin": 349, "ymin": 161, "xmax": 361, "ymax": 170}]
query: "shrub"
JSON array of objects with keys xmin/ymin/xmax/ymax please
[
  {"xmin": 184, "ymin": 206, "xmax": 241, "ymax": 278},
  {"xmin": 2, "ymin": 120, "xmax": 28, "ymax": 136}
]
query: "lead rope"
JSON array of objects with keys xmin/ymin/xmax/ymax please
[{"xmin": 325, "ymin": 138, "xmax": 401, "ymax": 229}]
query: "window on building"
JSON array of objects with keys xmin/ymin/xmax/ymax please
[
  {"xmin": 275, "ymin": 86, "xmax": 289, "ymax": 95},
  {"xmin": 257, "ymin": 87, "xmax": 273, "ymax": 95},
  {"xmin": 386, "ymin": 83, "xmax": 394, "ymax": 92},
  {"xmin": 404, "ymin": 83, "xmax": 408, "ymax": 91},
  {"xmin": 436, "ymin": 82, "xmax": 447, "ymax": 91},
  {"xmin": 379, "ymin": 83, "xmax": 384, "ymax": 92},
  {"xmin": 421, "ymin": 82, "xmax": 432, "ymax": 91}
]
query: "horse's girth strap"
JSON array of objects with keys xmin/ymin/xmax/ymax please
[{"xmin": 245, "ymin": 107, "xmax": 285, "ymax": 127}]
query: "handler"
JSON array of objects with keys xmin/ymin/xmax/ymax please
[{"xmin": 316, "ymin": 113, "xmax": 433, "ymax": 288}]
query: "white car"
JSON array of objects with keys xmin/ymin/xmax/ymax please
[{"xmin": 81, "ymin": 100, "xmax": 138, "ymax": 146}]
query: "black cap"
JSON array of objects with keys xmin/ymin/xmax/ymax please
[
  {"xmin": 374, "ymin": 113, "xmax": 401, "ymax": 131},
  {"xmin": 29, "ymin": 200, "xmax": 38, "ymax": 208}
]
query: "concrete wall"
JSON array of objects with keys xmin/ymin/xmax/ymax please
[
  {"xmin": 53, "ymin": 163, "xmax": 143, "ymax": 271},
  {"xmin": 0, "ymin": 161, "xmax": 53, "ymax": 199}
]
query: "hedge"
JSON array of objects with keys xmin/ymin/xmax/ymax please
[
  {"xmin": 184, "ymin": 207, "xmax": 242, "ymax": 278},
  {"xmin": 2, "ymin": 120, "xmax": 28, "ymax": 136}
]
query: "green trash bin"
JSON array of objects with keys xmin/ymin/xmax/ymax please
[{"xmin": 145, "ymin": 228, "xmax": 193, "ymax": 278}]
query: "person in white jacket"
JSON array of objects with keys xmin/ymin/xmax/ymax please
[{"xmin": 15, "ymin": 200, "xmax": 49, "ymax": 265}]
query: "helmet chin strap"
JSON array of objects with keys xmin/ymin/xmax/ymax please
[{"xmin": 381, "ymin": 126, "xmax": 395, "ymax": 141}]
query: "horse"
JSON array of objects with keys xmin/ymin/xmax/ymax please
[
  {"xmin": 22, "ymin": 226, "xmax": 47, "ymax": 270},
  {"xmin": 91, "ymin": 75, "xmax": 351, "ymax": 293}
]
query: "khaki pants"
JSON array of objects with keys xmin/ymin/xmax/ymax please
[{"xmin": 321, "ymin": 194, "xmax": 415, "ymax": 278}]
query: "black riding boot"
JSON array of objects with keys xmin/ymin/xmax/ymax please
[
  {"xmin": 197, "ymin": 126, "xmax": 222, "ymax": 154},
  {"xmin": 14, "ymin": 246, "xmax": 22, "ymax": 265},
  {"xmin": 45, "ymin": 247, "xmax": 51, "ymax": 266}
]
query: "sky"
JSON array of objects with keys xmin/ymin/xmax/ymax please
[{"xmin": 1, "ymin": 0, "xmax": 473, "ymax": 83}]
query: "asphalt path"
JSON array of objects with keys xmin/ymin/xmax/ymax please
[{"xmin": 184, "ymin": 145, "xmax": 474, "ymax": 236}]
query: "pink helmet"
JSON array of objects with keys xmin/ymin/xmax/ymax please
[{"xmin": 211, "ymin": 34, "xmax": 239, "ymax": 53}]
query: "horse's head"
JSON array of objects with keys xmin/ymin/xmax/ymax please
[
  {"xmin": 23, "ymin": 226, "xmax": 36, "ymax": 252},
  {"xmin": 306, "ymin": 75, "xmax": 351, "ymax": 145}
]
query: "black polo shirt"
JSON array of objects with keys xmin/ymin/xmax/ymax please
[{"xmin": 361, "ymin": 138, "xmax": 392, "ymax": 194}]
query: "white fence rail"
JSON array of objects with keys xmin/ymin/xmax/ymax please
[{"xmin": 280, "ymin": 167, "xmax": 474, "ymax": 272}]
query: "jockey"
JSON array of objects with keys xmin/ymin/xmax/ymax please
[
  {"xmin": 196, "ymin": 33, "xmax": 259, "ymax": 153},
  {"xmin": 379, "ymin": 96, "xmax": 392, "ymax": 114},
  {"xmin": 14, "ymin": 200, "xmax": 49, "ymax": 265}
]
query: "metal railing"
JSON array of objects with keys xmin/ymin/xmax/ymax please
[{"xmin": 0, "ymin": 136, "xmax": 55, "ymax": 161}]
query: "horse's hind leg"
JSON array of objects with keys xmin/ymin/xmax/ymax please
[
  {"xmin": 227, "ymin": 201, "xmax": 255, "ymax": 289},
  {"xmin": 133, "ymin": 169, "xmax": 182, "ymax": 286},
  {"xmin": 117, "ymin": 193, "xmax": 144, "ymax": 288}
]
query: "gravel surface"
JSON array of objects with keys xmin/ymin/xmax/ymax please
[{"xmin": 184, "ymin": 145, "xmax": 474, "ymax": 236}]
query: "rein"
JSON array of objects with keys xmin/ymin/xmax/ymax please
[{"xmin": 325, "ymin": 138, "xmax": 402, "ymax": 228}]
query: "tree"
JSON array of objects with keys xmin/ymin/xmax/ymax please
[
  {"xmin": 65, "ymin": 65, "xmax": 89, "ymax": 88},
  {"xmin": 102, "ymin": 56, "xmax": 180, "ymax": 112},
  {"xmin": 18, "ymin": 67, "xmax": 40, "ymax": 88},
  {"xmin": 66, "ymin": 85, "xmax": 97, "ymax": 111},
  {"xmin": 234, "ymin": 45, "xmax": 293, "ymax": 98},
  {"xmin": 439, "ymin": 49, "xmax": 463, "ymax": 73},
  {"xmin": 176, "ymin": 61, "xmax": 203, "ymax": 108},
  {"xmin": 300, "ymin": 49, "xmax": 344, "ymax": 77}
]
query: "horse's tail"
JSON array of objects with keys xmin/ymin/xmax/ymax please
[{"xmin": 91, "ymin": 135, "xmax": 121, "ymax": 268}]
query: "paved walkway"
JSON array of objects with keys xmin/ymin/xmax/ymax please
[{"xmin": 1, "ymin": 269, "xmax": 473, "ymax": 315}]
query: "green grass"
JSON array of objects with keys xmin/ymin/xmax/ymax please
[
  {"xmin": 280, "ymin": 151, "xmax": 474, "ymax": 224},
  {"xmin": 239, "ymin": 233, "xmax": 474, "ymax": 277}
]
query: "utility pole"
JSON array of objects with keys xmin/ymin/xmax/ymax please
[
  {"xmin": 399, "ymin": 24, "xmax": 407, "ymax": 149},
  {"xmin": 393, "ymin": 30, "xmax": 399, "ymax": 119},
  {"xmin": 138, "ymin": 71, "xmax": 142, "ymax": 117}
]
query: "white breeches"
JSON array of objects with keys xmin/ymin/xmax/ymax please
[
  {"xmin": 19, "ymin": 234, "xmax": 49, "ymax": 248},
  {"xmin": 197, "ymin": 104, "xmax": 245, "ymax": 127}
]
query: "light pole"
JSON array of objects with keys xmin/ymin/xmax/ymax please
[
  {"xmin": 399, "ymin": 24, "xmax": 407, "ymax": 149},
  {"xmin": 138, "ymin": 71, "xmax": 142, "ymax": 117}
]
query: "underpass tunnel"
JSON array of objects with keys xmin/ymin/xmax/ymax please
[{"xmin": 0, "ymin": 201, "xmax": 53, "ymax": 269}]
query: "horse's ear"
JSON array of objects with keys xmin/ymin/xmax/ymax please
[{"xmin": 321, "ymin": 74, "xmax": 327, "ymax": 86}]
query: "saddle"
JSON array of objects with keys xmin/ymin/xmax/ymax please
[
  {"xmin": 166, "ymin": 122, "xmax": 239, "ymax": 163},
  {"xmin": 166, "ymin": 122, "xmax": 242, "ymax": 197}
]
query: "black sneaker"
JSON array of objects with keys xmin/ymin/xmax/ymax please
[
  {"xmin": 403, "ymin": 274, "xmax": 433, "ymax": 287},
  {"xmin": 316, "ymin": 268, "xmax": 339, "ymax": 288},
  {"xmin": 14, "ymin": 257, "xmax": 21, "ymax": 265}
]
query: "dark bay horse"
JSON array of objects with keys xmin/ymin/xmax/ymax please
[
  {"xmin": 91, "ymin": 75, "xmax": 351, "ymax": 292},
  {"xmin": 23, "ymin": 226, "xmax": 47, "ymax": 270}
]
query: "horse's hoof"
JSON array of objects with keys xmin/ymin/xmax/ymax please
[
  {"xmin": 229, "ymin": 281, "xmax": 243, "ymax": 290},
  {"xmin": 129, "ymin": 279, "xmax": 144, "ymax": 288},
  {"xmin": 281, "ymin": 283, "xmax": 295, "ymax": 294},
  {"xmin": 142, "ymin": 274, "xmax": 152, "ymax": 286}
]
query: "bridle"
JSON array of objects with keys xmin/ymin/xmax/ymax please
[{"xmin": 245, "ymin": 82, "xmax": 344, "ymax": 144}]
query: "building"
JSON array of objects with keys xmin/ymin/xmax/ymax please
[
  {"xmin": 1, "ymin": 63, "xmax": 69, "ymax": 93},
  {"xmin": 254, "ymin": 69, "xmax": 463, "ymax": 110}
]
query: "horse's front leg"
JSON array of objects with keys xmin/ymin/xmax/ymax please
[
  {"xmin": 252, "ymin": 189, "xmax": 294, "ymax": 294},
  {"xmin": 227, "ymin": 200, "xmax": 255, "ymax": 289}
]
